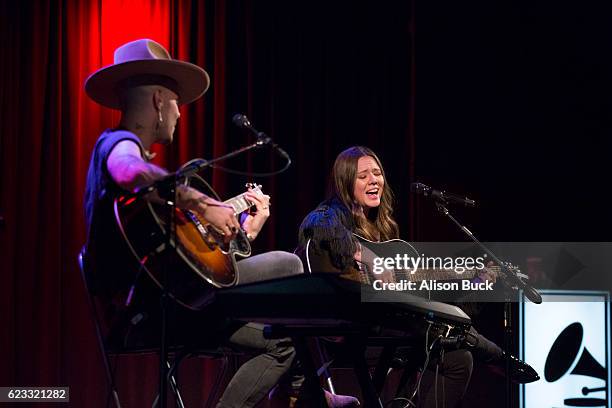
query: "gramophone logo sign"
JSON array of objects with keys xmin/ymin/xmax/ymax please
[{"xmin": 521, "ymin": 292, "xmax": 611, "ymax": 407}]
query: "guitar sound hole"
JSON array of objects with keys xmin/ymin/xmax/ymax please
[{"xmin": 181, "ymin": 210, "xmax": 221, "ymax": 250}]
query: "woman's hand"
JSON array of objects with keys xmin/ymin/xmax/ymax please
[{"xmin": 474, "ymin": 261, "xmax": 497, "ymax": 284}]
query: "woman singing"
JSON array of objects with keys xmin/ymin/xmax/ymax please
[{"xmin": 298, "ymin": 146, "xmax": 538, "ymax": 408}]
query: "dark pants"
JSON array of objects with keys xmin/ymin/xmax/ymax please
[
  {"xmin": 215, "ymin": 251, "xmax": 305, "ymax": 408},
  {"xmin": 416, "ymin": 349, "xmax": 473, "ymax": 408},
  {"xmin": 216, "ymin": 323, "xmax": 297, "ymax": 408},
  {"xmin": 107, "ymin": 251, "xmax": 304, "ymax": 408},
  {"xmin": 396, "ymin": 327, "xmax": 501, "ymax": 408}
]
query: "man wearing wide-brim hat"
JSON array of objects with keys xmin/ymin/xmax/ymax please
[{"xmin": 82, "ymin": 39, "xmax": 310, "ymax": 408}]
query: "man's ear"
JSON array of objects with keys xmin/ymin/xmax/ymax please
[{"xmin": 153, "ymin": 88, "xmax": 164, "ymax": 112}]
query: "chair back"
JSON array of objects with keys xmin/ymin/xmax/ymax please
[
  {"xmin": 78, "ymin": 247, "xmax": 92, "ymax": 292},
  {"xmin": 78, "ymin": 246, "xmax": 124, "ymax": 406}
]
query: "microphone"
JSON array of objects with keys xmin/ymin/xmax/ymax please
[
  {"xmin": 231, "ymin": 113, "xmax": 291, "ymax": 162},
  {"xmin": 232, "ymin": 113, "xmax": 270, "ymax": 144},
  {"xmin": 411, "ymin": 182, "xmax": 476, "ymax": 207},
  {"xmin": 232, "ymin": 113, "xmax": 252, "ymax": 130},
  {"xmin": 522, "ymin": 282, "xmax": 543, "ymax": 304}
]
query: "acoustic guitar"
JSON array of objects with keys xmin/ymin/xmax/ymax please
[
  {"xmin": 114, "ymin": 176, "xmax": 263, "ymax": 310},
  {"xmin": 304, "ymin": 234, "xmax": 517, "ymax": 286},
  {"xmin": 354, "ymin": 235, "xmax": 500, "ymax": 284}
]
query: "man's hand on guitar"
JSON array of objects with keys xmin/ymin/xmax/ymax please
[
  {"xmin": 176, "ymin": 187, "xmax": 239, "ymax": 241},
  {"xmin": 201, "ymin": 199, "xmax": 240, "ymax": 242},
  {"xmin": 241, "ymin": 189, "xmax": 271, "ymax": 241}
]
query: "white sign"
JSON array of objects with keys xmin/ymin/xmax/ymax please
[{"xmin": 520, "ymin": 291, "xmax": 610, "ymax": 407}]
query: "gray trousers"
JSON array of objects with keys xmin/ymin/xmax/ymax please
[{"xmin": 216, "ymin": 251, "xmax": 304, "ymax": 408}]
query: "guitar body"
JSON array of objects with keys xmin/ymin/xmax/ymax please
[
  {"xmin": 307, "ymin": 234, "xmax": 500, "ymax": 284},
  {"xmin": 301, "ymin": 234, "xmax": 420, "ymax": 284},
  {"xmin": 114, "ymin": 176, "xmax": 254, "ymax": 310},
  {"xmin": 354, "ymin": 235, "xmax": 420, "ymax": 259},
  {"xmin": 354, "ymin": 234, "xmax": 420, "ymax": 284}
]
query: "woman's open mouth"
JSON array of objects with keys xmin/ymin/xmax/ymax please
[{"xmin": 366, "ymin": 188, "xmax": 379, "ymax": 199}]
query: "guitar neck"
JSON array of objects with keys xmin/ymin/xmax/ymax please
[
  {"xmin": 224, "ymin": 193, "xmax": 253, "ymax": 215},
  {"xmin": 353, "ymin": 234, "xmax": 501, "ymax": 284},
  {"xmin": 360, "ymin": 268, "xmax": 477, "ymax": 285},
  {"xmin": 385, "ymin": 266, "xmax": 499, "ymax": 282},
  {"xmin": 395, "ymin": 268, "xmax": 477, "ymax": 282}
]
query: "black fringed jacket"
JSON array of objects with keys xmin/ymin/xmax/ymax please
[{"xmin": 298, "ymin": 197, "xmax": 359, "ymax": 273}]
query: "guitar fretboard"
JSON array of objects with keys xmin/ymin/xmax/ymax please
[
  {"xmin": 361, "ymin": 266, "xmax": 501, "ymax": 284},
  {"xmin": 225, "ymin": 193, "xmax": 253, "ymax": 215},
  {"xmin": 224, "ymin": 185, "xmax": 263, "ymax": 215}
]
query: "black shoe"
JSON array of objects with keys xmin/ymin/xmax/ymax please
[{"xmin": 487, "ymin": 351, "xmax": 540, "ymax": 384}]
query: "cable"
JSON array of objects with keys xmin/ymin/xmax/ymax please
[
  {"xmin": 441, "ymin": 350, "xmax": 446, "ymax": 408},
  {"xmin": 443, "ymin": 373, "xmax": 446, "ymax": 408},
  {"xmin": 405, "ymin": 323, "xmax": 440, "ymax": 407},
  {"xmin": 209, "ymin": 160, "xmax": 291, "ymax": 177},
  {"xmin": 178, "ymin": 149, "xmax": 292, "ymax": 178},
  {"xmin": 384, "ymin": 397, "xmax": 413, "ymax": 407},
  {"xmin": 435, "ymin": 362, "xmax": 439, "ymax": 408},
  {"xmin": 434, "ymin": 348, "xmax": 445, "ymax": 408},
  {"xmin": 384, "ymin": 325, "xmax": 449, "ymax": 408}
]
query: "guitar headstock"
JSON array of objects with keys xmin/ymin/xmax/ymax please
[
  {"xmin": 490, "ymin": 262, "xmax": 529, "ymax": 281},
  {"xmin": 502, "ymin": 262, "xmax": 530, "ymax": 280},
  {"xmin": 501, "ymin": 262, "xmax": 522, "ymax": 275},
  {"xmin": 245, "ymin": 183, "xmax": 264, "ymax": 195}
]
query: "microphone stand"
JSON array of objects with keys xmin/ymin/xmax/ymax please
[
  {"xmin": 139, "ymin": 138, "xmax": 272, "ymax": 197},
  {"xmin": 141, "ymin": 138, "xmax": 272, "ymax": 408},
  {"xmin": 432, "ymin": 199, "xmax": 541, "ymax": 408}
]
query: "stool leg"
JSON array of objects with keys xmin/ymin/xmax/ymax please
[
  {"xmin": 293, "ymin": 337, "xmax": 328, "ymax": 406},
  {"xmin": 151, "ymin": 360, "xmax": 187, "ymax": 408},
  {"xmin": 169, "ymin": 368, "xmax": 186, "ymax": 408},
  {"xmin": 346, "ymin": 337, "xmax": 384, "ymax": 408},
  {"xmin": 314, "ymin": 339, "xmax": 336, "ymax": 394},
  {"xmin": 372, "ymin": 345, "xmax": 396, "ymax": 394}
]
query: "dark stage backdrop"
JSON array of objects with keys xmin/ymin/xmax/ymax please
[
  {"xmin": 414, "ymin": 0, "xmax": 612, "ymax": 244},
  {"xmin": 0, "ymin": 1, "xmax": 415, "ymax": 406},
  {"xmin": 2, "ymin": 0, "xmax": 612, "ymax": 407}
]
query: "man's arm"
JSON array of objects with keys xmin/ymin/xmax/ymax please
[
  {"xmin": 106, "ymin": 140, "xmax": 240, "ymax": 238},
  {"xmin": 106, "ymin": 140, "xmax": 167, "ymax": 192},
  {"xmin": 107, "ymin": 139, "xmax": 182, "ymax": 207}
]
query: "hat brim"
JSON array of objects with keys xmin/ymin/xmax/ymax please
[{"xmin": 85, "ymin": 59, "xmax": 210, "ymax": 109}]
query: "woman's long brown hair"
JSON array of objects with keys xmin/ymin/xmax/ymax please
[{"xmin": 330, "ymin": 146, "xmax": 399, "ymax": 241}]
